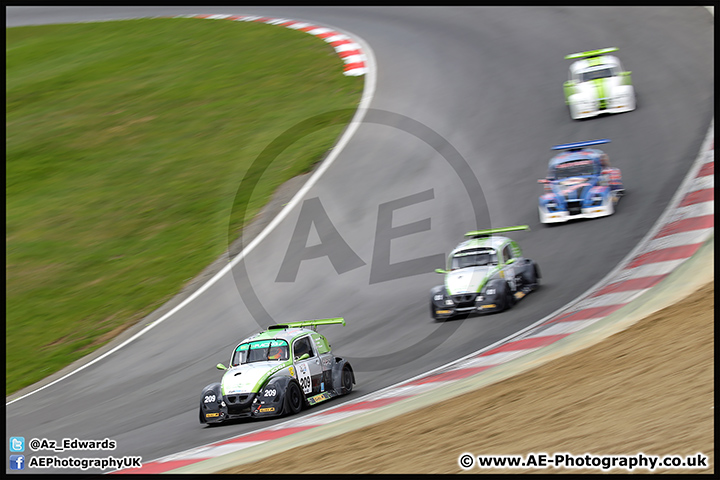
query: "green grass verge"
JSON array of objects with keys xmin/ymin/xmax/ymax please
[{"xmin": 6, "ymin": 18, "xmax": 363, "ymax": 395}]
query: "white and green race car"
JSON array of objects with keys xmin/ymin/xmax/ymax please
[
  {"xmin": 199, "ymin": 318, "xmax": 354, "ymax": 424},
  {"xmin": 563, "ymin": 47, "xmax": 635, "ymax": 120},
  {"xmin": 430, "ymin": 226, "xmax": 541, "ymax": 320}
]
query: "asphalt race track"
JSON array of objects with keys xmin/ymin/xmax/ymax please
[{"xmin": 6, "ymin": 6, "xmax": 714, "ymax": 474}]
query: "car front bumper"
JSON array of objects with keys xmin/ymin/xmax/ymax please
[
  {"xmin": 202, "ymin": 392, "xmax": 285, "ymax": 424},
  {"xmin": 539, "ymin": 203, "xmax": 613, "ymax": 223},
  {"xmin": 432, "ymin": 299, "xmax": 504, "ymax": 318},
  {"xmin": 570, "ymin": 101, "xmax": 635, "ymax": 119}
]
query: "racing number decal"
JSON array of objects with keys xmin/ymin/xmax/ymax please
[{"xmin": 297, "ymin": 363, "xmax": 312, "ymax": 394}]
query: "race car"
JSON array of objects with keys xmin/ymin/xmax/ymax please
[
  {"xmin": 199, "ymin": 318, "xmax": 355, "ymax": 425},
  {"xmin": 563, "ymin": 47, "xmax": 635, "ymax": 120},
  {"xmin": 430, "ymin": 226, "xmax": 540, "ymax": 320},
  {"xmin": 538, "ymin": 139, "xmax": 624, "ymax": 224}
]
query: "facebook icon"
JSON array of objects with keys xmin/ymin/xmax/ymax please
[{"xmin": 10, "ymin": 455, "xmax": 25, "ymax": 470}]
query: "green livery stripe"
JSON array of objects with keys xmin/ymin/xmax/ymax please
[
  {"xmin": 475, "ymin": 275, "xmax": 490, "ymax": 294},
  {"xmin": 564, "ymin": 82, "xmax": 576, "ymax": 103},
  {"xmin": 592, "ymin": 78, "xmax": 607, "ymax": 109},
  {"xmin": 221, "ymin": 360, "xmax": 293, "ymax": 395},
  {"xmin": 252, "ymin": 361, "xmax": 294, "ymax": 392}
]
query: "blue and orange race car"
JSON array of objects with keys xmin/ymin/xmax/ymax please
[{"xmin": 538, "ymin": 139, "xmax": 624, "ymax": 224}]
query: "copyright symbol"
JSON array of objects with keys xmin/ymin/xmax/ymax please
[
  {"xmin": 459, "ymin": 453, "xmax": 475, "ymax": 470},
  {"xmin": 29, "ymin": 438, "xmax": 40, "ymax": 451}
]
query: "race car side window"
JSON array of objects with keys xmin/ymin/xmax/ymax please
[
  {"xmin": 293, "ymin": 336, "xmax": 315, "ymax": 360},
  {"xmin": 502, "ymin": 245, "xmax": 513, "ymax": 263}
]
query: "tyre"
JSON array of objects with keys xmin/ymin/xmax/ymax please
[
  {"xmin": 606, "ymin": 193, "xmax": 615, "ymax": 215},
  {"xmin": 431, "ymin": 302, "xmax": 448, "ymax": 322},
  {"xmin": 200, "ymin": 408, "xmax": 221, "ymax": 426},
  {"xmin": 430, "ymin": 302, "xmax": 438, "ymax": 320},
  {"xmin": 341, "ymin": 365, "xmax": 354, "ymax": 395},
  {"xmin": 522, "ymin": 261, "xmax": 539, "ymax": 289},
  {"xmin": 503, "ymin": 282, "xmax": 515, "ymax": 311},
  {"xmin": 284, "ymin": 381, "xmax": 303, "ymax": 416}
]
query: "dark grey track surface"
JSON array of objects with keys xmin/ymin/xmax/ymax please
[{"xmin": 6, "ymin": 6, "xmax": 713, "ymax": 474}]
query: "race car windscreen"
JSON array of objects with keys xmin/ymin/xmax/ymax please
[
  {"xmin": 451, "ymin": 248, "xmax": 498, "ymax": 269},
  {"xmin": 579, "ymin": 66, "xmax": 615, "ymax": 82},
  {"xmin": 553, "ymin": 160, "xmax": 597, "ymax": 179},
  {"xmin": 233, "ymin": 339, "xmax": 290, "ymax": 365}
]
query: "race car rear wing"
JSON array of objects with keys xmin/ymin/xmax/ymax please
[
  {"xmin": 551, "ymin": 139, "xmax": 610, "ymax": 151},
  {"xmin": 564, "ymin": 47, "xmax": 618, "ymax": 60},
  {"xmin": 465, "ymin": 225, "xmax": 530, "ymax": 238},
  {"xmin": 268, "ymin": 317, "xmax": 346, "ymax": 331}
]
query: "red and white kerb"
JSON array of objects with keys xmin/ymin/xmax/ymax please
[{"xmin": 170, "ymin": 14, "xmax": 368, "ymax": 76}]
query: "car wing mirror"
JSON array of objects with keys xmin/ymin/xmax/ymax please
[
  {"xmin": 435, "ymin": 268, "xmax": 447, "ymax": 274},
  {"xmin": 506, "ymin": 258, "xmax": 516, "ymax": 265},
  {"xmin": 295, "ymin": 353, "xmax": 310, "ymax": 361},
  {"xmin": 216, "ymin": 363, "xmax": 227, "ymax": 370},
  {"xmin": 538, "ymin": 179, "xmax": 550, "ymax": 184}
]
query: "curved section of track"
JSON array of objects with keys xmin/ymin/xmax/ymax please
[{"xmin": 5, "ymin": 7, "xmax": 714, "ymax": 474}]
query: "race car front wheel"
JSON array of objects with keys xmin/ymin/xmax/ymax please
[
  {"xmin": 502, "ymin": 282, "xmax": 515, "ymax": 312},
  {"xmin": 342, "ymin": 365, "xmax": 354, "ymax": 394},
  {"xmin": 430, "ymin": 302, "xmax": 444, "ymax": 321},
  {"xmin": 284, "ymin": 381, "xmax": 303, "ymax": 416}
]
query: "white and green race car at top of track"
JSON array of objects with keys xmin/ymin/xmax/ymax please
[
  {"xmin": 430, "ymin": 226, "xmax": 541, "ymax": 321},
  {"xmin": 563, "ymin": 47, "xmax": 636, "ymax": 120},
  {"xmin": 199, "ymin": 318, "xmax": 355, "ymax": 424}
]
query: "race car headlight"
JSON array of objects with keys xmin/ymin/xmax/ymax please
[
  {"xmin": 444, "ymin": 299, "xmax": 454, "ymax": 306},
  {"xmin": 475, "ymin": 296, "xmax": 484, "ymax": 302},
  {"xmin": 485, "ymin": 288, "xmax": 496, "ymax": 296},
  {"xmin": 433, "ymin": 294, "xmax": 444, "ymax": 302},
  {"xmin": 591, "ymin": 195, "xmax": 604, "ymax": 205},
  {"xmin": 545, "ymin": 201, "xmax": 557, "ymax": 211}
]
